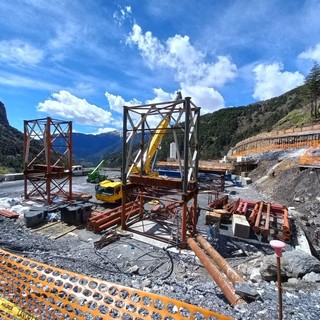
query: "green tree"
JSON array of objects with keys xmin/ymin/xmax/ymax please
[{"xmin": 305, "ymin": 62, "xmax": 320, "ymax": 118}]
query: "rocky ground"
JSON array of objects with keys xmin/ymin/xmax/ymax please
[
  {"xmin": 248, "ymin": 148, "xmax": 320, "ymax": 257},
  {"xmin": 0, "ymin": 151, "xmax": 320, "ymax": 319}
]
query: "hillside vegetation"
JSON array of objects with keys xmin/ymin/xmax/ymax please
[
  {"xmin": 0, "ymin": 84, "xmax": 318, "ymax": 172},
  {"xmin": 157, "ymin": 85, "xmax": 316, "ymax": 161},
  {"xmin": 0, "ymin": 101, "xmax": 25, "ymax": 173}
]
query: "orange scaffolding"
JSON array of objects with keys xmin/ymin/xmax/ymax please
[{"xmin": 23, "ymin": 117, "xmax": 72, "ymax": 203}]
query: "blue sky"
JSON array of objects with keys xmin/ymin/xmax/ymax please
[{"xmin": 1, "ymin": 0, "xmax": 320, "ymax": 134}]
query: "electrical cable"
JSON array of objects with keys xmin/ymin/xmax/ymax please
[
  {"xmin": 1, "ymin": 237, "xmax": 175, "ymax": 280},
  {"xmin": 134, "ymin": 248, "xmax": 174, "ymax": 280}
]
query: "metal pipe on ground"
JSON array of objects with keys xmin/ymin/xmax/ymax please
[
  {"xmin": 282, "ymin": 208, "xmax": 290, "ymax": 235},
  {"xmin": 253, "ymin": 201, "xmax": 264, "ymax": 232},
  {"xmin": 248, "ymin": 202, "xmax": 259, "ymax": 225},
  {"xmin": 196, "ymin": 235, "xmax": 244, "ymax": 284},
  {"xmin": 187, "ymin": 237, "xmax": 245, "ymax": 307}
]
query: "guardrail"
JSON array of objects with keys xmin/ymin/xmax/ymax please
[{"xmin": 0, "ymin": 173, "xmax": 24, "ymax": 182}]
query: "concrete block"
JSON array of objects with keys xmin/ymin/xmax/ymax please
[
  {"xmin": 232, "ymin": 214, "xmax": 250, "ymax": 238},
  {"xmin": 241, "ymin": 177, "xmax": 252, "ymax": 185}
]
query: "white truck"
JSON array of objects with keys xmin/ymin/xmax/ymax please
[{"xmin": 72, "ymin": 165, "xmax": 91, "ymax": 176}]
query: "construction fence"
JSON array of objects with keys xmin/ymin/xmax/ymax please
[{"xmin": 0, "ymin": 249, "xmax": 233, "ymax": 320}]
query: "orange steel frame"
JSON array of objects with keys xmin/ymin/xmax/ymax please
[
  {"xmin": 121, "ymin": 96, "xmax": 200, "ymax": 247},
  {"xmin": 23, "ymin": 117, "xmax": 73, "ymax": 203},
  {"xmin": 230, "ymin": 126, "xmax": 320, "ymax": 159}
]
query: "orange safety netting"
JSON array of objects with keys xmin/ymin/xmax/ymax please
[{"xmin": 0, "ymin": 249, "xmax": 233, "ymax": 320}]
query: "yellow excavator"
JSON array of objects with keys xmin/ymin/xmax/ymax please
[{"xmin": 95, "ymin": 115, "xmax": 171, "ymax": 203}]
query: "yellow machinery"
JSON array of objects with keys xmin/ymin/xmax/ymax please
[
  {"xmin": 95, "ymin": 115, "xmax": 170, "ymax": 203},
  {"xmin": 95, "ymin": 177, "xmax": 123, "ymax": 203}
]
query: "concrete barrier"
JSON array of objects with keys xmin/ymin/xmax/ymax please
[{"xmin": 3, "ymin": 173, "xmax": 24, "ymax": 181}]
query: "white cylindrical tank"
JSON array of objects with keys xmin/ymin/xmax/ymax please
[{"xmin": 169, "ymin": 142, "xmax": 177, "ymax": 159}]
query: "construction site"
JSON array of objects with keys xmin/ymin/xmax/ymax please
[{"xmin": 0, "ymin": 95, "xmax": 320, "ymax": 320}]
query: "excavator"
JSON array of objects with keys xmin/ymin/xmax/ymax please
[
  {"xmin": 95, "ymin": 114, "xmax": 171, "ymax": 204},
  {"xmin": 86, "ymin": 159, "xmax": 107, "ymax": 183}
]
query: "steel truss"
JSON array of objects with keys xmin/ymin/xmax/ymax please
[
  {"xmin": 23, "ymin": 117, "xmax": 72, "ymax": 203},
  {"xmin": 121, "ymin": 95, "xmax": 201, "ymax": 247}
]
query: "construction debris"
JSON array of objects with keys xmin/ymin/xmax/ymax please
[
  {"xmin": 205, "ymin": 196, "xmax": 292, "ymax": 243},
  {"xmin": 0, "ymin": 209, "xmax": 19, "ymax": 219},
  {"xmin": 94, "ymin": 230, "xmax": 120, "ymax": 249}
]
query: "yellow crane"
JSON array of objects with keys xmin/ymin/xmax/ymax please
[{"xmin": 95, "ymin": 115, "xmax": 171, "ymax": 203}]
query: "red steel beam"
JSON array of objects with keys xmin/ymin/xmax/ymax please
[{"xmin": 252, "ymin": 202, "xmax": 264, "ymax": 231}]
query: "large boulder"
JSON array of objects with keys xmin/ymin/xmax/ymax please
[{"xmin": 260, "ymin": 249, "xmax": 320, "ymax": 281}]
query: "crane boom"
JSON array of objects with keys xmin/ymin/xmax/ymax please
[
  {"xmin": 131, "ymin": 115, "xmax": 170, "ymax": 174},
  {"xmin": 95, "ymin": 91, "xmax": 182, "ymax": 203}
]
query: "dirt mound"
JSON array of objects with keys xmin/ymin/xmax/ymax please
[{"xmin": 249, "ymin": 152, "xmax": 320, "ymax": 257}]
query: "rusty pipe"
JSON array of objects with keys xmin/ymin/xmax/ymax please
[
  {"xmin": 282, "ymin": 208, "xmax": 290, "ymax": 234},
  {"xmin": 241, "ymin": 202, "xmax": 248, "ymax": 215},
  {"xmin": 187, "ymin": 237, "xmax": 245, "ymax": 307},
  {"xmin": 196, "ymin": 235, "xmax": 244, "ymax": 284},
  {"xmin": 253, "ymin": 201, "xmax": 264, "ymax": 232},
  {"xmin": 248, "ymin": 202, "xmax": 259, "ymax": 225},
  {"xmin": 236, "ymin": 201, "xmax": 244, "ymax": 214}
]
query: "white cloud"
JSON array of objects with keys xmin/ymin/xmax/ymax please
[
  {"xmin": 299, "ymin": 42, "xmax": 320, "ymax": 61},
  {"xmin": 145, "ymin": 88, "xmax": 175, "ymax": 104},
  {"xmin": 113, "ymin": 5, "xmax": 132, "ymax": 26},
  {"xmin": 71, "ymin": 82, "xmax": 96, "ymax": 96},
  {"xmin": 37, "ymin": 90, "xmax": 113, "ymax": 126},
  {"xmin": 49, "ymin": 22, "xmax": 80, "ymax": 50},
  {"xmin": 252, "ymin": 63, "xmax": 304, "ymax": 101},
  {"xmin": 0, "ymin": 40, "xmax": 44, "ymax": 66},
  {"xmin": 105, "ymin": 91, "xmax": 141, "ymax": 113},
  {"xmin": 127, "ymin": 25, "xmax": 237, "ymax": 88},
  {"xmin": 127, "ymin": 24, "xmax": 165, "ymax": 68},
  {"xmin": 0, "ymin": 71, "xmax": 59, "ymax": 90},
  {"xmin": 181, "ymin": 84, "xmax": 224, "ymax": 114},
  {"xmin": 147, "ymin": 86, "xmax": 224, "ymax": 115},
  {"xmin": 126, "ymin": 24, "xmax": 237, "ymax": 113},
  {"xmin": 92, "ymin": 127, "xmax": 118, "ymax": 135}
]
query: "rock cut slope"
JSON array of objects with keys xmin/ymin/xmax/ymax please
[{"xmin": 248, "ymin": 148, "xmax": 320, "ymax": 257}]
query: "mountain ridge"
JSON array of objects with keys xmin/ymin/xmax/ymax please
[{"xmin": 0, "ymin": 84, "xmax": 317, "ymax": 172}]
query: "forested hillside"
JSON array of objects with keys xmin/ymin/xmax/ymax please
[
  {"xmin": 0, "ymin": 101, "xmax": 25, "ymax": 173},
  {"xmin": 155, "ymin": 85, "xmax": 312, "ymax": 161},
  {"xmin": 198, "ymin": 85, "xmax": 309, "ymax": 159},
  {"xmin": 72, "ymin": 132, "xmax": 122, "ymax": 163}
]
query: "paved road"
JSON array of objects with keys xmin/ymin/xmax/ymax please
[
  {"xmin": 0, "ymin": 179, "xmax": 25, "ymax": 198},
  {"xmin": 0, "ymin": 172, "xmax": 120, "ymax": 200}
]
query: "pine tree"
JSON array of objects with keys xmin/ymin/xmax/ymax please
[{"xmin": 305, "ymin": 62, "xmax": 320, "ymax": 118}]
